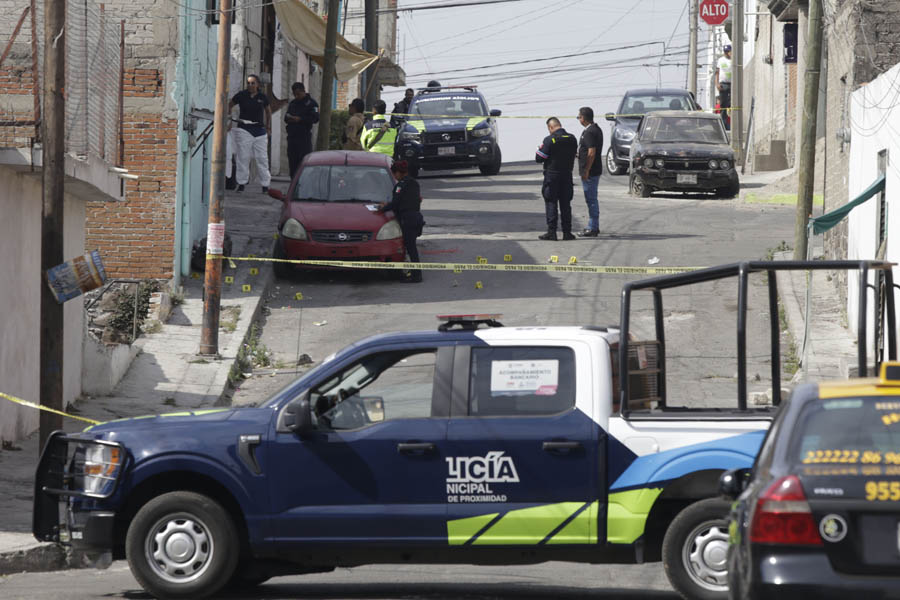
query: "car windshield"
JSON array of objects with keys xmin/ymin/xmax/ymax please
[
  {"xmin": 293, "ymin": 165, "xmax": 393, "ymax": 203},
  {"xmin": 621, "ymin": 94, "xmax": 693, "ymax": 117},
  {"xmin": 790, "ymin": 397, "xmax": 900, "ymax": 466},
  {"xmin": 641, "ymin": 117, "xmax": 727, "ymax": 144},
  {"xmin": 410, "ymin": 95, "xmax": 486, "ymax": 118}
]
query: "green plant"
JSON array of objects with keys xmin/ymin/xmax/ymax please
[
  {"xmin": 170, "ymin": 287, "xmax": 185, "ymax": 306},
  {"xmin": 329, "ymin": 109, "xmax": 350, "ymax": 150},
  {"xmin": 109, "ymin": 281, "xmax": 160, "ymax": 342},
  {"xmin": 778, "ymin": 303, "xmax": 800, "ymax": 374},
  {"xmin": 219, "ymin": 305, "xmax": 241, "ymax": 333},
  {"xmin": 765, "ymin": 240, "xmax": 792, "ymax": 261},
  {"xmin": 229, "ymin": 324, "xmax": 272, "ymax": 386}
]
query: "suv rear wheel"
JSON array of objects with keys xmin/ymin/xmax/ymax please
[
  {"xmin": 126, "ymin": 491, "xmax": 239, "ymax": 599},
  {"xmin": 607, "ymin": 147, "xmax": 626, "ymax": 176}
]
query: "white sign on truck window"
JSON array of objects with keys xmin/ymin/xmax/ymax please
[{"xmin": 490, "ymin": 360, "xmax": 559, "ymax": 396}]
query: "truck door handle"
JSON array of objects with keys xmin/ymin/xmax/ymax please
[
  {"xmin": 542, "ymin": 440, "xmax": 582, "ymax": 453},
  {"xmin": 397, "ymin": 442, "xmax": 436, "ymax": 455}
]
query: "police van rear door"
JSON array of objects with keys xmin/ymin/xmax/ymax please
[{"xmin": 445, "ymin": 342, "xmax": 602, "ymax": 546}]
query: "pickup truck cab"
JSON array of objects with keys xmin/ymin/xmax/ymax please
[{"xmin": 34, "ymin": 261, "xmax": 896, "ymax": 600}]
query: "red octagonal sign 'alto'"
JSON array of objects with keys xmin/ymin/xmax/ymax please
[{"xmin": 700, "ymin": 0, "xmax": 730, "ymax": 26}]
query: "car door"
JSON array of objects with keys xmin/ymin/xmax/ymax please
[
  {"xmin": 266, "ymin": 345, "xmax": 453, "ymax": 545},
  {"xmin": 445, "ymin": 343, "xmax": 602, "ymax": 546}
]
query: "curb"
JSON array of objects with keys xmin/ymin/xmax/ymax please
[{"xmin": 0, "ymin": 540, "xmax": 67, "ymax": 576}]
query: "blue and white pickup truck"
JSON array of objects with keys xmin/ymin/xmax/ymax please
[{"xmin": 34, "ymin": 261, "xmax": 890, "ymax": 600}]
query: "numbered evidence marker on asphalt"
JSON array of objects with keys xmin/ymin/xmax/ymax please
[
  {"xmin": 568, "ymin": 256, "xmax": 577, "ymax": 265},
  {"xmin": 249, "ymin": 268, "xmax": 259, "ymax": 275},
  {"xmin": 225, "ymin": 276, "xmax": 234, "ymax": 284},
  {"xmin": 504, "ymin": 254, "xmax": 512, "ymax": 262},
  {"xmin": 478, "ymin": 257, "xmax": 488, "ymax": 264},
  {"xmin": 549, "ymin": 255, "xmax": 559, "ymax": 263},
  {"xmin": 454, "ymin": 267, "xmax": 462, "ymax": 273},
  {"xmin": 295, "ymin": 292, "xmax": 303, "ymax": 300},
  {"xmin": 475, "ymin": 281, "xmax": 483, "ymax": 289},
  {"xmin": 242, "ymin": 284, "xmax": 251, "ymax": 293},
  {"xmin": 191, "ymin": 272, "xmax": 200, "ymax": 279}
]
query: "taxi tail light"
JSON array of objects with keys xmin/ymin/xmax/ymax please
[{"xmin": 749, "ymin": 475, "xmax": 822, "ymax": 546}]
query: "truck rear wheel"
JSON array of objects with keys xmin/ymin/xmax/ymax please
[
  {"xmin": 662, "ymin": 498, "xmax": 731, "ymax": 600},
  {"xmin": 126, "ymin": 491, "xmax": 239, "ymax": 600}
]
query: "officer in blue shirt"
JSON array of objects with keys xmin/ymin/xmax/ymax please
[
  {"xmin": 535, "ymin": 117, "xmax": 578, "ymax": 241},
  {"xmin": 284, "ymin": 82, "xmax": 319, "ymax": 178}
]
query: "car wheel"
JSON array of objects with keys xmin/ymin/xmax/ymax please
[
  {"xmin": 662, "ymin": 498, "xmax": 731, "ymax": 600},
  {"xmin": 716, "ymin": 181, "xmax": 740, "ymax": 199},
  {"xmin": 125, "ymin": 491, "xmax": 239, "ymax": 600},
  {"xmin": 272, "ymin": 238, "xmax": 292, "ymax": 279},
  {"xmin": 631, "ymin": 174, "xmax": 651, "ymax": 198},
  {"xmin": 479, "ymin": 147, "xmax": 502, "ymax": 176},
  {"xmin": 606, "ymin": 147, "xmax": 626, "ymax": 176}
]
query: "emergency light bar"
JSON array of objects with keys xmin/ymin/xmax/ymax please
[
  {"xmin": 437, "ymin": 314, "xmax": 503, "ymax": 331},
  {"xmin": 416, "ymin": 85, "xmax": 477, "ymax": 93}
]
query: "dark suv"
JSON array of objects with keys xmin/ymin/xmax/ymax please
[
  {"xmin": 395, "ymin": 85, "xmax": 502, "ymax": 177},
  {"xmin": 605, "ymin": 88, "xmax": 700, "ymax": 176}
]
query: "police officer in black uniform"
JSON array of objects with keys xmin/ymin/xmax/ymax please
[
  {"xmin": 378, "ymin": 160, "xmax": 425, "ymax": 283},
  {"xmin": 535, "ymin": 117, "xmax": 578, "ymax": 240},
  {"xmin": 285, "ymin": 82, "xmax": 319, "ymax": 178}
]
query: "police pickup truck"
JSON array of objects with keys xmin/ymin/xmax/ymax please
[{"xmin": 33, "ymin": 261, "xmax": 895, "ymax": 600}]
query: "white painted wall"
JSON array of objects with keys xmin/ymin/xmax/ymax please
[
  {"xmin": 0, "ymin": 167, "xmax": 85, "ymax": 443},
  {"xmin": 846, "ymin": 61, "xmax": 900, "ymax": 351}
]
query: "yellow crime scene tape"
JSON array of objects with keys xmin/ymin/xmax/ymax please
[
  {"xmin": 0, "ymin": 391, "xmax": 100, "ymax": 425},
  {"xmin": 386, "ymin": 109, "xmax": 742, "ymax": 120},
  {"xmin": 211, "ymin": 255, "xmax": 702, "ymax": 275}
]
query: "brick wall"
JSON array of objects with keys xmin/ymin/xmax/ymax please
[
  {"xmin": 123, "ymin": 68, "xmax": 164, "ymax": 97},
  {"xmin": 85, "ymin": 113, "xmax": 177, "ymax": 278}
]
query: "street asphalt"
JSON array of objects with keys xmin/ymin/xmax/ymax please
[{"xmin": 0, "ymin": 162, "xmax": 859, "ymax": 597}]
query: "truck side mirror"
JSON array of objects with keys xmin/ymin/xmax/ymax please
[
  {"xmin": 283, "ymin": 395, "xmax": 313, "ymax": 436},
  {"xmin": 489, "ymin": 109, "xmax": 502, "ymax": 117},
  {"xmin": 605, "ymin": 113, "xmax": 616, "ymax": 122},
  {"xmin": 719, "ymin": 468, "xmax": 750, "ymax": 500}
]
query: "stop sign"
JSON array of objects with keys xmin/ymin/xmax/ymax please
[{"xmin": 700, "ymin": 0, "xmax": 729, "ymax": 26}]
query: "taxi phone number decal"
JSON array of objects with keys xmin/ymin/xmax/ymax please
[
  {"xmin": 803, "ymin": 450, "xmax": 900, "ymax": 464},
  {"xmin": 865, "ymin": 480, "xmax": 900, "ymax": 501}
]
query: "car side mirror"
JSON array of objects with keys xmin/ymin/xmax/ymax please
[
  {"xmin": 719, "ymin": 468, "xmax": 751, "ymax": 500},
  {"xmin": 605, "ymin": 113, "xmax": 616, "ymax": 122},
  {"xmin": 268, "ymin": 188, "xmax": 285, "ymax": 201},
  {"xmin": 283, "ymin": 395, "xmax": 313, "ymax": 436},
  {"xmin": 489, "ymin": 109, "xmax": 502, "ymax": 117}
]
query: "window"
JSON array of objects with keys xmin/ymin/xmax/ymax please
[
  {"xmin": 468, "ymin": 347, "xmax": 575, "ymax": 417},
  {"xmin": 310, "ymin": 350, "xmax": 436, "ymax": 430},
  {"xmin": 411, "ymin": 96, "xmax": 486, "ymax": 118},
  {"xmin": 206, "ymin": 0, "xmax": 236, "ymax": 25},
  {"xmin": 621, "ymin": 94, "xmax": 695, "ymax": 116},
  {"xmin": 293, "ymin": 165, "xmax": 393, "ymax": 203}
]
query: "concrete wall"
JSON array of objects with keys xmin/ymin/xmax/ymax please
[
  {"xmin": 845, "ymin": 62, "xmax": 900, "ymax": 349},
  {"xmin": 0, "ymin": 167, "xmax": 84, "ymax": 443}
]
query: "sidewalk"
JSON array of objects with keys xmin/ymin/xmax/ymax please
[{"xmin": 0, "ymin": 181, "xmax": 283, "ymax": 575}]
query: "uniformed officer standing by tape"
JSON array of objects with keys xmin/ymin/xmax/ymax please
[
  {"xmin": 361, "ymin": 100, "xmax": 398, "ymax": 157},
  {"xmin": 377, "ymin": 160, "xmax": 425, "ymax": 283},
  {"xmin": 535, "ymin": 117, "xmax": 578, "ymax": 240}
]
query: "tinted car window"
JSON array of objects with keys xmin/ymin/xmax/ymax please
[
  {"xmin": 621, "ymin": 94, "xmax": 693, "ymax": 115},
  {"xmin": 641, "ymin": 116, "xmax": 727, "ymax": 144},
  {"xmin": 791, "ymin": 397, "xmax": 900, "ymax": 465},
  {"xmin": 411, "ymin": 96, "xmax": 486, "ymax": 117},
  {"xmin": 293, "ymin": 165, "xmax": 393, "ymax": 203},
  {"xmin": 468, "ymin": 347, "xmax": 575, "ymax": 416}
]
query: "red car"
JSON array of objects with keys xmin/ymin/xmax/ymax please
[{"xmin": 267, "ymin": 151, "xmax": 405, "ymax": 277}]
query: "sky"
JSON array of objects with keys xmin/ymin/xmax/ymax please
[{"xmin": 380, "ymin": 0, "xmax": 714, "ymax": 162}]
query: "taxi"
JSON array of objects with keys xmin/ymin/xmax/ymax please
[{"xmin": 720, "ymin": 363, "xmax": 900, "ymax": 599}]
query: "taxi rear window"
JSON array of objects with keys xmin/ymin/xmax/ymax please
[{"xmin": 791, "ymin": 397, "xmax": 900, "ymax": 465}]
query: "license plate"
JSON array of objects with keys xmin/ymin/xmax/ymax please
[
  {"xmin": 438, "ymin": 146, "xmax": 455, "ymax": 156},
  {"xmin": 677, "ymin": 173, "xmax": 697, "ymax": 184}
]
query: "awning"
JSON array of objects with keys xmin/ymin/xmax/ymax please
[
  {"xmin": 809, "ymin": 174, "xmax": 886, "ymax": 235},
  {"xmin": 274, "ymin": 0, "xmax": 378, "ymax": 82}
]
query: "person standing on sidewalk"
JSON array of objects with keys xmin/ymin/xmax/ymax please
[
  {"xmin": 284, "ymin": 81, "xmax": 319, "ymax": 178},
  {"xmin": 228, "ymin": 74, "xmax": 272, "ymax": 193},
  {"xmin": 535, "ymin": 117, "xmax": 577, "ymax": 241},
  {"xmin": 377, "ymin": 160, "xmax": 424, "ymax": 283},
  {"xmin": 576, "ymin": 106, "xmax": 603, "ymax": 237},
  {"xmin": 343, "ymin": 98, "xmax": 366, "ymax": 151},
  {"xmin": 361, "ymin": 100, "xmax": 398, "ymax": 157},
  {"xmin": 715, "ymin": 44, "xmax": 732, "ymax": 130}
]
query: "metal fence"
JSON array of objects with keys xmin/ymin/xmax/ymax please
[{"xmin": 3, "ymin": 0, "xmax": 122, "ymax": 164}]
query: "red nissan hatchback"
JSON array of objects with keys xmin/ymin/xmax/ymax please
[{"xmin": 267, "ymin": 151, "xmax": 405, "ymax": 277}]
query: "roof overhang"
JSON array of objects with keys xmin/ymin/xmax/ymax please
[
  {"xmin": 0, "ymin": 147, "xmax": 126, "ymax": 202},
  {"xmin": 767, "ymin": 0, "xmax": 804, "ymax": 21}
]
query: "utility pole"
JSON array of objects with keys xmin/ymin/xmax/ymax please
[
  {"xmin": 731, "ymin": 0, "xmax": 744, "ymax": 164},
  {"xmin": 364, "ymin": 0, "xmax": 378, "ymax": 110},
  {"xmin": 200, "ymin": 0, "xmax": 232, "ymax": 355},
  {"xmin": 316, "ymin": 0, "xmax": 340, "ymax": 151},
  {"xmin": 688, "ymin": 0, "xmax": 698, "ymax": 96},
  {"xmin": 39, "ymin": 0, "xmax": 66, "ymax": 448},
  {"xmin": 793, "ymin": 0, "xmax": 823, "ymax": 260}
]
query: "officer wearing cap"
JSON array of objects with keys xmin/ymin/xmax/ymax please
[
  {"xmin": 535, "ymin": 117, "xmax": 578, "ymax": 241},
  {"xmin": 377, "ymin": 160, "xmax": 425, "ymax": 283},
  {"xmin": 361, "ymin": 100, "xmax": 398, "ymax": 157},
  {"xmin": 715, "ymin": 44, "xmax": 733, "ymax": 130}
]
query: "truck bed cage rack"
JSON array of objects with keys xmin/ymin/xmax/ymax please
[{"xmin": 618, "ymin": 260, "xmax": 898, "ymax": 416}]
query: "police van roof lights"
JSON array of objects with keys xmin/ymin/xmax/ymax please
[{"xmin": 437, "ymin": 314, "xmax": 504, "ymax": 332}]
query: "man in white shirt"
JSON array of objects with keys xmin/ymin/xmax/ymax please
[{"xmin": 714, "ymin": 44, "xmax": 732, "ymax": 130}]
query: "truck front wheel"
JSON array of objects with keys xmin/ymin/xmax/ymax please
[
  {"xmin": 662, "ymin": 498, "xmax": 731, "ymax": 600},
  {"xmin": 126, "ymin": 491, "xmax": 239, "ymax": 600}
]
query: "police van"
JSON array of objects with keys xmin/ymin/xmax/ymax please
[
  {"xmin": 395, "ymin": 84, "xmax": 502, "ymax": 177},
  {"xmin": 33, "ymin": 261, "xmax": 896, "ymax": 600}
]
